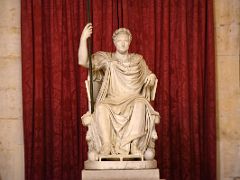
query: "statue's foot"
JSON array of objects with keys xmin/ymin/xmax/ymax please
[
  {"xmin": 100, "ymin": 144, "xmax": 111, "ymax": 155},
  {"xmin": 115, "ymin": 143, "xmax": 129, "ymax": 155},
  {"xmin": 130, "ymin": 143, "xmax": 142, "ymax": 155},
  {"xmin": 116, "ymin": 148, "xmax": 129, "ymax": 155}
]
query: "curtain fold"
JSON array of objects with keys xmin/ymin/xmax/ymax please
[{"xmin": 21, "ymin": 0, "xmax": 216, "ymax": 180}]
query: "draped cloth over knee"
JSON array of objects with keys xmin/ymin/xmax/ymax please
[{"xmin": 83, "ymin": 51, "xmax": 160, "ymax": 154}]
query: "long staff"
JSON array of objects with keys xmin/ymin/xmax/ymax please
[{"xmin": 86, "ymin": 0, "xmax": 94, "ymax": 113}]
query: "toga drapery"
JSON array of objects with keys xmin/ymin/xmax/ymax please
[{"xmin": 82, "ymin": 51, "xmax": 160, "ymax": 155}]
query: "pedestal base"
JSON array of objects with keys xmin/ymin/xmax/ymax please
[
  {"xmin": 85, "ymin": 159, "xmax": 157, "ymax": 170},
  {"xmin": 82, "ymin": 169, "xmax": 165, "ymax": 180}
]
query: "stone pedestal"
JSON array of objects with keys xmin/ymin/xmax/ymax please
[
  {"xmin": 82, "ymin": 169, "xmax": 165, "ymax": 180},
  {"xmin": 85, "ymin": 159, "xmax": 157, "ymax": 170}
]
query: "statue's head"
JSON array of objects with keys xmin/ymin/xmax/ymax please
[{"xmin": 112, "ymin": 28, "xmax": 132, "ymax": 54}]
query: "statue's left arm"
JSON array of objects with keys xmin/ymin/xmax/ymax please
[
  {"xmin": 140, "ymin": 58, "xmax": 158, "ymax": 101},
  {"xmin": 143, "ymin": 73, "xmax": 158, "ymax": 101}
]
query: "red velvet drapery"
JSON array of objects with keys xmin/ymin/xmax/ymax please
[{"xmin": 21, "ymin": 0, "xmax": 216, "ymax": 180}]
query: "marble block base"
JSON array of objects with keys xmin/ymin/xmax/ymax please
[
  {"xmin": 85, "ymin": 159, "xmax": 157, "ymax": 170},
  {"xmin": 82, "ymin": 169, "xmax": 165, "ymax": 180}
]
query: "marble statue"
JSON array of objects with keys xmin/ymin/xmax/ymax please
[{"xmin": 78, "ymin": 23, "xmax": 160, "ymax": 163}]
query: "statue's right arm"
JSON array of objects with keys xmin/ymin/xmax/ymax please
[{"xmin": 78, "ymin": 23, "xmax": 93, "ymax": 68}]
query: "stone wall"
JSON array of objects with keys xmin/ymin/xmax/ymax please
[
  {"xmin": 215, "ymin": 0, "xmax": 240, "ymax": 180},
  {"xmin": 0, "ymin": 0, "xmax": 239, "ymax": 180},
  {"xmin": 0, "ymin": 0, "xmax": 24, "ymax": 180}
]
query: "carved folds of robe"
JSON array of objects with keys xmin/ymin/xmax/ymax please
[{"xmin": 82, "ymin": 51, "xmax": 160, "ymax": 156}]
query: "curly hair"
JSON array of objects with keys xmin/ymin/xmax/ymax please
[{"xmin": 112, "ymin": 28, "xmax": 132, "ymax": 42}]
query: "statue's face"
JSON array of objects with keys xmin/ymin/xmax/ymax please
[{"xmin": 114, "ymin": 33, "xmax": 131, "ymax": 54}]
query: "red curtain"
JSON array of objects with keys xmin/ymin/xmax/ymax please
[{"xmin": 21, "ymin": 0, "xmax": 216, "ymax": 180}]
